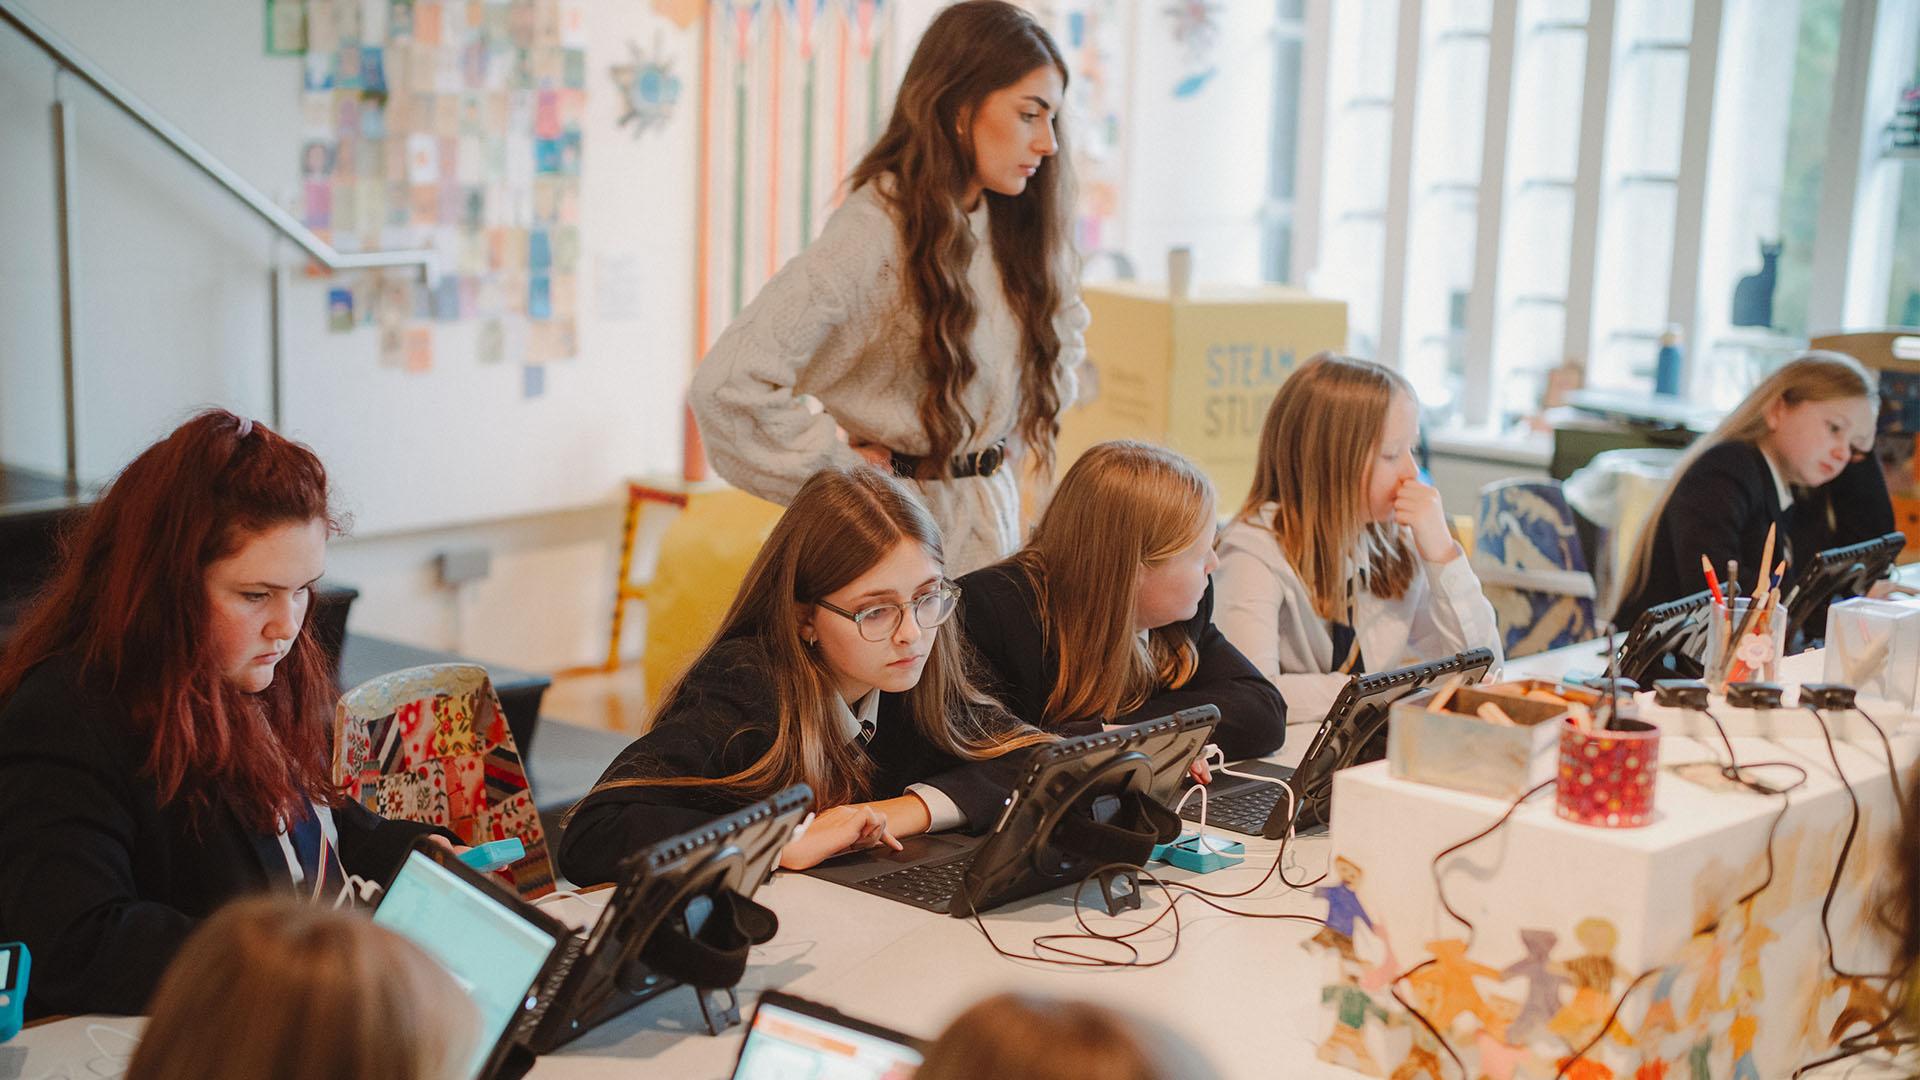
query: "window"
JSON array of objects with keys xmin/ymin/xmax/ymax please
[{"xmin": 1291, "ymin": 0, "xmax": 1918, "ymax": 441}]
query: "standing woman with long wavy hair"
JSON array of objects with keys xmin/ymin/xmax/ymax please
[{"xmin": 691, "ymin": 0, "xmax": 1088, "ymax": 576}]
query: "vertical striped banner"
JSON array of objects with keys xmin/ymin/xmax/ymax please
[{"xmin": 697, "ymin": 0, "xmax": 896, "ymax": 357}]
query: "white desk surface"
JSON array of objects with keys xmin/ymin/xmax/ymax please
[{"xmin": 12, "ymin": 631, "xmax": 1916, "ymax": 1079}]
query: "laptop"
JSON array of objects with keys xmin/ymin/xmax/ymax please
[
  {"xmin": 805, "ymin": 706, "xmax": 1218, "ymax": 916},
  {"xmin": 375, "ymin": 787, "xmax": 813, "ymax": 1076},
  {"xmin": 1179, "ymin": 649, "xmax": 1497, "ymax": 839},
  {"xmin": 730, "ymin": 991, "xmax": 922, "ymax": 1080},
  {"xmin": 372, "ymin": 840, "xmax": 573, "ymax": 1080}
]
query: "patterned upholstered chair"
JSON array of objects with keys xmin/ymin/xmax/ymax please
[
  {"xmin": 334, "ymin": 663, "xmax": 554, "ymax": 898},
  {"xmin": 1471, "ymin": 480, "xmax": 1599, "ymax": 657}
]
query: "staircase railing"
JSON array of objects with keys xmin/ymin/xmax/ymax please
[{"xmin": 0, "ymin": 0, "xmax": 433, "ymax": 492}]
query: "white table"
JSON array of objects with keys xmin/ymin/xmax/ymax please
[{"xmin": 11, "ymin": 641, "xmax": 1914, "ymax": 1079}]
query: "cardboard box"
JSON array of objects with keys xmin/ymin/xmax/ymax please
[
  {"xmin": 1387, "ymin": 685, "xmax": 1567, "ymax": 799},
  {"xmin": 1058, "ymin": 282, "xmax": 1347, "ymax": 506}
]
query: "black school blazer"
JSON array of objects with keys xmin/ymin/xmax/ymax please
[
  {"xmin": 0, "ymin": 654, "xmax": 446, "ymax": 1018},
  {"xmin": 557, "ymin": 637, "xmax": 1033, "ymax": 887},
  {"xmin": 955, "ymin": 562, "xmax": 1287, "ymax": 760},
  {"xmin": 1614, "ymin": 441, "xmax": 1895, "ymax": 630}
]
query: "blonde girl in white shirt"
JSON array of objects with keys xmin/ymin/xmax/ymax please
[{"xmin": 1214, "ymin": 353, "xmax": 1502, "ymax": 724}]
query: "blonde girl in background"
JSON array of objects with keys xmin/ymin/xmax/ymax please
[
  {"xmin": 1214, "ymin": 354, "xmax": 1502, "ymax": 724},
  {"xmin": 957, "ymin": 440, "xmax": 1287, "ymax": 761},
  {"xmin": 1610, "ymin": 350, "xmax": 1897, "ymax": 630}
]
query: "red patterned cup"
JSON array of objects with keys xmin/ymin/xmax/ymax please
[{"xmin": 1556, "ymin": 717, "xmax": 1659, "ymax": 828}]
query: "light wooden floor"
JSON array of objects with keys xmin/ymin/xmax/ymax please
[{"xmin": 543, "ymin": 662, "xmax": 651, "ymax": 734}]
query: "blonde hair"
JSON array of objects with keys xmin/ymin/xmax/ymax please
[
  {"xmin": 579, "ymin": 467, "xmax": 1049, "ymax": 811},
  {"xmin": 1239, "ymin": 353, "xmax": 1418, "ymax": 620},
  {"xmin": 1614, "ymin": 350, "xmax": 1877, "ymax": 613},
  {"xmin": 916, "ymin": 993, "xmax": 1207, "ymax": 1080},
  {"xmin": 1010, "ymin": 440, "xmax": 1213, "ymax": 725},
  {"xmin": 125, "ymin": 898, "xmax": 476, "ymax": 1080}
]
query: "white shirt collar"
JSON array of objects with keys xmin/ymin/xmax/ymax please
[
  {"xmin": 832, "ymin": 689, "xmax": 881, "ymax": 745},
  {"xmin": 1760, "ymin": 449, "xmax": 1794, "ymax": 511}
]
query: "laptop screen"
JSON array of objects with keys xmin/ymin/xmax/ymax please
[
  {"xmin": 373, "ymin": 850, "xmax": 558, "ymax": 1078},
  {"xmin": 732, "ymin": 998, "xmax": 922, "ymax": 1080}
]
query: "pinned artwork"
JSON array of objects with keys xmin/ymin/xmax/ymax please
[
  {"xmin": 1162, "ymin": 0, "xmax": 1221, "ymax": 98},
  {"xmin": 296, "ymin": 0, "xmax": 584, "ymax": 381},
  {"xmin": 610, "ymin": 36, "xmax": 682, "ymax": 137}
]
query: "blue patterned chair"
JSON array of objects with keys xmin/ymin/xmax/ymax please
[{"xmin": 1470, "ymin": 480, "xmax": 1598, "ymax": 657}]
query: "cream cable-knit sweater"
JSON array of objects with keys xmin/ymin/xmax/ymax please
[{"xmin": 690, "ymin": 184, "xmax": 1090, "ymax": 576}]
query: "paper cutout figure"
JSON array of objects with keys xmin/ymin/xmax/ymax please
[
  {"xmin": 1827, "ymin": 975, "xmax": 1896, "ymax": 1046},
  {"xmin": 1388, "ymin": 1031, "xmax": 1444, "ymax": 1080},
  {"xmin": 1635, "ymin": 1061, "xmax": 1671, "ymax": 1080},
  {"xmin": 1634, "ymin": 963, "xmax": 1685, "ymax": 1044},
  {"xmin": 1320, "ymin": 970, "xmax": 1390, "ymax": 1076},
  {"xmin": 1406, "ymin": 938, "xmax": 1501, "ymax": 1033},
  {"xmin": 1555, "ymin": 1057, "xmax": 1613, "ymax": 1080},
  {"xmin": 1360, "ymin": 921, "xmax": 1401, "ymax": 993},
  {"xmin": 1682, "ymin": 926, "xmax": 1729, "ymax": 1026},
  {"xmin": 1727, "ymin": 902, "xmax": 1777, "ymax": 1008},
  {"xmin": 1474, "ymin": 996, "xmax": 1531, "ymax": 1080},
  {"xmin": 1727, "ymin": 1012, "xmax": 1760, "ymax": 1080},
  {"xmin": 1686, "ymin": 1036, "xmax": 1713, "ymax": 1080},
  {"xmin": 1309, "ymin": 856, "xmax": 1375, "ymax": 964},
  {"xmin": 1548, "ymin": 918, "xmax": 1624, "ymax": 1045},
  {"xmin": 1499, "ymin": 927, "xmax": 1568, "ymax": 1043}
]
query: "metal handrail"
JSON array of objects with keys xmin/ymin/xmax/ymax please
[
  {"xmin": 2, "ymin": 0, "xmax": 436, "ymax": 483},
  {"xmin": 0, "ymin": 0, "xmax": 433, "ymax": 275}
]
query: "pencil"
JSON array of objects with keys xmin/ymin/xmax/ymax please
[
  {"xmin": 1701, "ymin": 555, "xmax": 1726, "ymax": 606},
  {"xmin": 1755, "ymin": 523, "xmax": 1776, "ymax": 602}
]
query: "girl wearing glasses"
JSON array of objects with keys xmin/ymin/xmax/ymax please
[
  {"xmin": 956, "ymin": 441, "xmax": 1287, "ymax": 761},
  {"xmin": 558, "ymin": 467, "xmax": 1051, "ymax": 884},
  {"xmin": 1611, "ymin": 350, "xmax": 1899, "ymax": 630}
]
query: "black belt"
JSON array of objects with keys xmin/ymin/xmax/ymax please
[{"xmin": 890, "ymin": 440, "xmax": 1006, "ymax": 481}]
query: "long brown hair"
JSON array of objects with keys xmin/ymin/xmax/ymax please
[
  {"xmin": 1009, "ymin": 441, "xmax": 1212, "ymax": 725},
  {"xmin": 1612, "ymin": 350, "xmax": 1877, "ymax": 613},
  {"xmin": 1886, "ymin": 772, "xmax": 1920, "ymax": 1031},
  {"xmin": 916, "ymin": 993, "xmax": 1211, "ymax": 1080},
  {"xmin": 125, "ymin": 898, "xmax": 475, "ymax": 1080},
  {"xmin": 581, "ymin": 467, "xmax": 1048, "ymax": 810},
  {"xmin": 0, "ymin": 410, "xmax": 344, "ymax": 832},
  {"xmin": 848, "ymin": 0, "xmax": 1075, "ymax": 475},
  {"xmin": 1239, "ymin": 353, "xmax": 1418, "ymax": 620}
]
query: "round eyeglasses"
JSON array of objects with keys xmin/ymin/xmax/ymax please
[{"xmin": 816, "ymin": 583, "xmax": 961, "ymax": 642}]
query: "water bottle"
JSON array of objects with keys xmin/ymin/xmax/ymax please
[{"xmin": 1654, "ymin": 326, "xmax": 1683, "ymax": 397}]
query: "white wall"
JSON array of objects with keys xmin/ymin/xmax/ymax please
[
  {"xmin": 0, "ymin": 1, "xmax": 1289, "ymax": 671},
  {"xmin": 0, "ymin": 0, "xmax": 700, "ymax": 669},
  {"xmin": 1114, "ymin": 2, "xmax": 1279, "ymax": 289},
  {"xmin": 0, "ymin": 0, "xmax": 692, "ymax": 535}
]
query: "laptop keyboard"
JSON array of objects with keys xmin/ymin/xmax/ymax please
[
  {"xmin": 863, "ymin": 857, "xmax": 972, "ymax": 909},
  {"xmin": 1180, "ymin": 784, "xmax": 1281, "ymax": 836}
]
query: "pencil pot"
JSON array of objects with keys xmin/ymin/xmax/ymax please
[
  {"xmin": 1703, "ymin": 597, "xmax": 1785, "ymax": 691},
  {"xmin": 1555, "ymin": 717, "xmax": 1659, "ymax": 828}
]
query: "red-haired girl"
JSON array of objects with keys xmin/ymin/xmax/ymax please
[{"xmin": 0, "ymin": 410, "xmax": 450, "ymax": 1018}]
